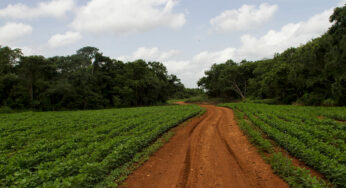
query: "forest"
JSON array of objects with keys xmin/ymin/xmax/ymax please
[
  {"xmin": 0, "ymin": 2, "xmax": 345, "ymax": 188},
  {"xmin": 1, "ymin": 6, "xmax": 345, "ymax": 109},
  {"xmin": 0, "ymin": 46, "xmax": 202, "ymax": 110},
  {"xmin": 198, "ymin": 5, "xmax": 346, "ymax": 106}
]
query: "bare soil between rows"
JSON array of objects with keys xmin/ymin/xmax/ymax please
[{"xmin": 121, "ymin": 104, "xmax": 288, "ymax": 188}]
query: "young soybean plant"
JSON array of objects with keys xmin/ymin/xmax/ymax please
[
  {"xmin": 221, "ymin": 103, "xmax": 346, "ymax": 187},
  {"xmin": 0, "ymin": 105, "xmax": 202, "ymax": 187}
]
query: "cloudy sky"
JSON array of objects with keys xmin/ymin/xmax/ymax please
[{"xmin": 0, "ymin": 0, "xmax": 344, "ymax": 87}]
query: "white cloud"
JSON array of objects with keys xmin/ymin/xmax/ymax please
[
  {"xmin": 71, "ymin": 0, "xmax": 186, "ymax": 35},
  {"xmin": 118, "ymin": 47, "xmax": 186, "ymax": 79},
  {"xmin": 119, "ymin": 6, "xmax": 335, "ymax": 88},
  {"xmin": 236, "ymin": 8, "xmax": 333, "ymax": 60},
  {"xmin": 210, "ymin": 3, "xmax": 278, "ymax": 33},
  {"xmin": 117, "ymin": 47, "xmax": 188, "ymax": 75},
  {"xmin": 0, "ymin": 0, "xmax": 75, "ymax": 19},
  {"xmin": 118, "ymin": 47, "xmax": 179, "ymax": 62},
  {"xmin": 19, "ymin": 46, "xmax": 35, "ymax": 56},
  {"xmin": 14, "ymin": 44, "xmax": 53, "ymax": 56},
  {"xmin": 48, "ymin": 31, "xmax": 82, "ymax": 48},
  {"xmin": 0, "ymin": 22, "xmax": 33, "ymax": 44},
  {"xmin": 163, "ymin": 60, "xmax": 190, "ymax": 74},
  {"xmin": 338, "ymin": 0, "xmax": 346, "ymax": 6},
  {"xmin": 176, "ymin": 48, "xmax": 237, "ymax": 87},
  {"xmin": 118, "ymin": 47, "xmax": 236, "ymax": 87},
  {"xmin": 186, "ymin": 8, "xmax": 334, "ymax": 86},
  {"xmin": 192, "ymin": 48, "xmax": 236, "ymax": 67}
]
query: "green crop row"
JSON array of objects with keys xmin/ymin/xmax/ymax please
[
  {"xmin": 221, "ymin": 103, "xmax": 346, "ymax": 187},
  {"xmin": 0, "ymin": 105, "xmax": 202, "ymax": 187},
  {"xmin": 230, "ymin": 107, "xmax": 328, "ymax": 188},
  {"xmin": 256, "ymin": 113, "xmax": 345, "ymax": 164},
  {"xmin": 273, "ymin": 112, "xmax": 346, "ymax": 148}
]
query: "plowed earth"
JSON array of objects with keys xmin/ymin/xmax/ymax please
[{"xmin": 122, "ymin": 104, "xmax": 288, "ymax": 188}]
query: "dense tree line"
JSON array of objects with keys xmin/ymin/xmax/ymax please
[
  {"xmin": 198, "ymin": 5, "xmax": 346, "ymax": 106},
  {"xmin": 172, "ymin": 88, "xmax": 204, "ymax": 99},
  {"xmin": 0, "ymin": 46, "xmax": 190, "ymax": 110}
]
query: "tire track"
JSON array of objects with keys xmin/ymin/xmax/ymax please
[
  {"xmin": 122, "ymin": 104, "xmax": 289, "ymax": 188},
  {"xmin": 181, "ymin": 145, "xmax": 192, "ymax": 187},
  {"xmin": 188, "ymin": 110, "xmax": 210, "ymax": 136},
  {"xmin": 215, "ymin": 113, "xmax": 245, "ymax": 172}
]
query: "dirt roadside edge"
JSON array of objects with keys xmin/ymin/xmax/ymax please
[{"xmin": 96, "ymin": 106, "xmax": 206, "ymax": 188}]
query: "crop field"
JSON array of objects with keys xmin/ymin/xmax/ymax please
[
  {"xmin": 0, "ymin": 105, "xmax": 202, "ymax": 187},
  {"xmin": 221, "ymin": 103, "xmax": 346, "ymax": 187}
]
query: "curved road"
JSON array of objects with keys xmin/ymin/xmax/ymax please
[{"xmin": 122, "ymin": 104, "xmax": 288, "ymax": 188}]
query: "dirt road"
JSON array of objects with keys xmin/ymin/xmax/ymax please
[{"xmin": 122, "ymin": 104, "xmax": 288, "ymax": 188}]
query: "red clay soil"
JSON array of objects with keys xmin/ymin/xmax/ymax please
[{"xmin": 121, "ymin": 105, "xmax": 288, "ymax": 188}]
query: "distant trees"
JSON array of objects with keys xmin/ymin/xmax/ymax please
[
  {"xmin": 0, "ymin": 47, "xmax": 188, "ymax": 110},
  {"xmin": 198, "ymin": 5, "xmax": 346, "ymax": 106}
]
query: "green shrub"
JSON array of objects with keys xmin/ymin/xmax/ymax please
[
  {"xmin": 299, "ymin": 92, "xmax": 325, "ymax": 106},
  {"xmin": 242, "ymin": 98, "xmax": 280, "ymax": 104},
  {"xmin": 185, "ymin": 95, "xmax": 208, "ymax": 103},
  {"xmin": 0, "ymin": 106, "xmax": 13, "ymax": 113},
  {"xmin": 322, "ymin": 99, "xmax": 337, "ymax": 106}
]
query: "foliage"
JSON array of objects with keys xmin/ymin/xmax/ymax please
[
  {"xmin": 199, "ymin": 5, "xmax": 346, "ymax": 106},
  {"xmin": 232, "ymin": 108, "xmax": 274, "ymax": 153},
  {"xmin": 97, "ymin": 131, "xmax": 175, "ymax": 187},
  {"xmin": 184, "ymin": 95, "xmax": 229, "ymax": 104},
  {"xmin": 0, "ymin": 106, "xmax": 13, "ymax": 113},
  {"xmin": 185, "ymin": 95, "xmax": 208, "ymax": 103},
  {"xmin": 170, "ymin": 88, "xmax": 205, "ymax": 99},
  {"xmin": 0, "ymin": 104, "xmax": 202, "ymax": 187},
  {"xmin": 242, "ymin": 98, "xmax": 280, "ymax": 105},
  {"xmin": 0, "ymin": 46, "xmax": 190, "ymax": 110},
  {"xmin": 269, "ymin": 153, "xmax": 328, "ymax": 188},
  {"xmin": 228, "ymin": 105, "xmax": 329, "ymax": 187},
  {"xmin": 222, "ymin": 103, "xmax": 346, "ymax": 187}
]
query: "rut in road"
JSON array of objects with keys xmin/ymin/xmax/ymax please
[{"xmin": 122, "ymin": 104, "xmax": 288, "ymax": 188}]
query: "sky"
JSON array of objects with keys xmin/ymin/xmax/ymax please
[{"xmin": 0, "ymin": 0, "xmax": 344, "ymax": 87}]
